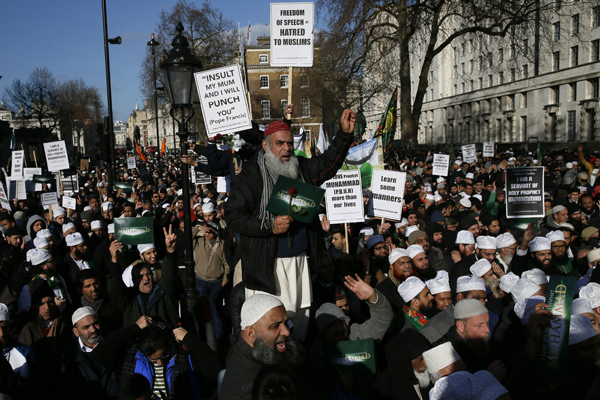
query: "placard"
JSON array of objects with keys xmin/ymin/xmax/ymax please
[
  {"xmin": 432, "ymin": 154, "xmax": 450, "ymax": 177},
  {"xmin": 324, "ymin": 170, "xmax": 364, "ymax": 224},
  {"xmin": 194, "ymin": 64, "xmax": 252, "ymax": 138},
  {"xmin": 0, "ymin": 183, "xmax": 11, "ymax": 211},
  {"xmin": 10, "ymin": 151, "xmax": 24, "ymax": 180},
  {"xmin": 195, "ymin": 156, "xmax": 212, "ymax": 184},
  {"xmin": 371, "ymin": 169, "xmax": 405, "ymax": 221},
  {"xmin": 127, "ymin": 157, "xmax": 136, "ymax": 170},
  {"xmin": 8, "ymin": 180, "xmax": 26, "ymax": 201},
  {"xmin": 327, "ymin": 338, "xmax": 376, "ymax": 375},
  {"xmin": 270, "ymin": 2, "xmax": 314, "ymax": 67},
  {"xmin": 265, "ymin": 175, "xmax": 325, "ymax": 224},
  {"xmin": 217, "ymin": 176, "xmax": 230, "ymax": 193},
  {"xmin": 41, "ymin": 192, "xmax": 58, "ymax": 207},
  {"xmin": 541, "ymin": 276, "xmax": 575, "ymax": 373},
  {"xmin": 483, "ymin": 142, "xmax": 494, "ymax": 157},
  {"xmin": 24, "ymin": 168, "xmax": 42, "ymax": 192},
  {"xmin": 138, "ymin": 164, "xmax": 151, "ymax": 184},
  {"xmin": 43, "ymin": 141, "xmax": 70, "ymax": 172},
  {"xmin": 114, "ymin": 218, "xmax": 154, "ymax": 246},
  {"xmin": 62, "ymin": 196, "xmax": 77, "ymax": 210},
  {"xmin": 461, "ymin": 144, "xmax": 477, "ymax": 164},
  {"xmin": 80, "ymin": 158, "xmax": 90, "ymax": 171},
  {"xmin": 505, "ymin": 167, "xmax": 544, "ymax": 219},
  {"xmin": 114, "ymin": 182, "xmax": 133, "ymax": 193}
]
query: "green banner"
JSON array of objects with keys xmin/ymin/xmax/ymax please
[
  {"xmin": 265, "ymin": 176, "xmax": 324, "ymax": 224},
  {"xmin": 32, "ymin": 175, "xmax": 54, "ymax": 184},
  {"xmin": 114, "ymin": 217, "xmax": 154, "ymax": 246},
  {"xmin": 327, "ymin": 338, "xmax": 376, "ymax": 375},
  {"xmin": 114, "ymin": 181, "xmax": 133, "ymax": 193},
  {"xmin": 541, "ymin": 275, "xmax": 575, "ymax": 373}
]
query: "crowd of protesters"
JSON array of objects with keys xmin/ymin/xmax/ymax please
[{"xmin": 0, "ymin": 101, "xmax": 599, "ymax": 400}]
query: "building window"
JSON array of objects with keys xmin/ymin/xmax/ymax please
[
  {"xmin": 521, "ymin": 92, "xmax": 528, "ymax": 108},
  {"xmin": 261, "ymin": 100, "xmax": 270, "ymax": 119},
  {"xmin": 488, "ymin": 74, "xmax": 493, "ymax": 87},
  {"xmin": 553, "ymin": 51, "xmax": 560, "ymax": 71},
  {"xmin": 470, "ymin": 59, "xmax": 474, "ymax": 73},
  {"xmin": 479, "ymin": 77, "xmax": 483, "ymax": 89},
  {"xmin": 301, "ymin": 99, "xmax": 310, "ymax": 117},
  {"xmin": 521, "ymin": 116, "xmax": 528, "ymax": 140},
  {"xmin": 300, "ymin": 74, "xmax": 309, "ymax": 87},
  {"xmin": 511, "ymin": 68, "xmax": 516, "ymax": 82},
  {"xmin": 523, "ymin": 65, "xmax": 529, "ymax": 78},
  {"xmin": 470, "ymin": 80, "xmax": 474, "ymax": 91},
  {"xmin": 259, "ymin": 54, "xmax": 268, "ymax": 63},
  {"xmin": 594, "ymin": 6, "xmax": 600, "ymax": 28},
  {"xmin": 571, "ymin": 46, "xmax": 579, "ymax": 67},
  {"xmin": 281, "ymin": 100, "xmax": 288, "ymax": 117},
  {"xmin": 260, "ymin": 75, "xmax": 269, "ymax": 89},
  {"xmin": 570, "ymin": 82, "xmax": 578, "ymax": 101},
  {"xmin": 572, "ymin": 14, "xmax": 579, "ymax": 34},
  {"xmin": 488, "ymin": 53, "xmax": 493, "ymax": 68},
  {"xmin": 592, "ymin": 40, "xmax": 599, "ymax": 62},
  {"xmin": 551, "ymin": 85, "xmax": 560, "ymax": 103},
  {"xmin": 479, "ymin": 57, "xmax": 484, "ymax": 70},
  {"xmin": 461, "ymin": 82, "xmax": 465, "ymax": 93},
  {"xmin": 554, "ymin": 22, "xmax": 560, "ymax": 41},
  {"xmin": 591, "ymin": 78, "xmax": 600, "ymax": 98},
  {"xmin": 499, "ymin": 48, "xmax": 504, "ymax": 63},
  {"xmin": 461, "ymin": 62, "xmax": 465, "ymax": 75},
  {"xmin": 499, "ymin": 72, "xmax": 504, "ymax": 85},
  {"xmin": 523, "ymin": 39, "xmax": 528, "ymax": 56},
  {"xmin": 568, "ymin": 111, "xmax": 576, "ymax": 140},
  {"xmin": 280, "ymin": 75, "xmax": 289, "ymax": 88},
  {"xmin": 556, "ymin": 0, "xmax": 561, "ymax": 11},
  {"xmin": 510, "ymin": 44, "xmax": 516, "ymax": 59}
]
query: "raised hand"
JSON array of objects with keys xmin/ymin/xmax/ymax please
[
  {"xmin": 340, "ymin": 109, "xmax": 356, "ymax": 133},
  {"xmin": 164, "ymin": 225, "xmax": 177, "ymax": 253},
  {"xmin": 344, "ymin": 274, "xmax": 376, "ymax": 303},
  {"xmin": 109, "ymin": 240, "xmax": 124, "ymax": 263}
]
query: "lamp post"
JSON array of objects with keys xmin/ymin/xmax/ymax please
[
  {"xmin": 147, "ymin": 33, "xmax": 160, "ymax": 151},
  {"xmin": 160, "ymin": 21, "xmax": 204, "ymax": 334},
  {"xmin": 101, "ymin": 0, "xmax": 121, "ymax": 191}
]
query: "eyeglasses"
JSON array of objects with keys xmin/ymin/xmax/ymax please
[
  {"xmin": 551, "ymin": 244, "xmax": 566, "ymax": 249},
  {"xmin": 147, "ymin": 353, "xmax": 171, "ymax": 363}
]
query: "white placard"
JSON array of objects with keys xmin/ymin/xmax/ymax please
[
  {"xmin": 0, "ymin": 183, "xmax": 11, "ymax": 211},
  {"xmin": 483, "ymin": 142, "xmax": 494, "ymax": 157},
  {"xmin": 371, "ymin": 169, "xmax": 406, "ymax": 221},
  {"xmin": 461, "ymin": 144, "xmax": 477, "ymax": 164},
  {"xmin": 10, "ymin": 151, "xmax": 24, "ymax": 180},
  {"xmin": 127, "ymin": 157, "xmax": 136, "ymax": 170},
  {"xmin": 270, "ymin": 2, "xmax": 314, "ymax": 67},
  {"xmin": 62, "ymin": 196, "xmax": 77, "ymax": 210},
  {"xmin": 194, "ymin": 64, "xmax": 252, "ymax": 138},
  {"xmin": 323, "ymin": 170, "xmax": 364, "ymax": 224},
  {"xmin": 217, "ymin": 176, "xmax": 231, "ymax": 193},
  {"xmin": 8, "ymin": 180, "xmax": 26, "ymax": 201},
  {"xmin": 43, "ymin": 141, "xmax": 70, "ymax": 172},
  {"xmin": 23, "ymin": 167, "xmax": 42, "ymax": 192},
  {"xmin": 432, "ymin": 154, "xmax": 450, "ymax": 177},
  {"xmin": 41, "ymin": 192, "xmax": 59, "ymax": 207}
]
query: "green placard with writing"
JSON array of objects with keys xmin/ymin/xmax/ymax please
[
  {"xmin": 32, "ymin": 175, "xmax": 54, "ymax": 184},
  {"xmin": 114, "ymin": 181, "xmax": 133, "ymax": 193},
  {"xmin": 327, "ymin": 338, "xmax": 376, "ymax": 375},
  {"xmin": 114, "ymin": 218, "xmax": 154, "ymax": 246},
  {"xmin": 265, "ymin": 176, "xmax": 325, "ymax": 224}
]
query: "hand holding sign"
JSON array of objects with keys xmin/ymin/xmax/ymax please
[{"xmin": 273, "ymin": 215, "xmax": 293, "ymax": 235}]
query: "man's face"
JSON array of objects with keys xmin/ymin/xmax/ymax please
[
  {"xmin": 496, "ymin": 191, "xmax": 505, "ymax": 203},
  {"xmin": 465, "ymin": 185, "xmax": 473, "ymax": 195},
  {"xmin": 479, "ymin": 248, "xmax": 496, "ymax": 264},
  {"xmin": 92, "ymin": 228, "xmax": 103, "ymax": 238},
  {"xmin": 481, "ymin": 269, "xmax": 495, "ymax": 281},
  {"xmin": 32, "ymin": 220, "xmax": 44, "ymax": 233},
  {"xmin": 551, "ymin": 240, "xmax": 567, "ymax": 258},
  {"xmin": 583, "ymin": 313, "xmax": 600, "ymax": 335},
  {"xmin": 74, "ymin": 315, "xmax": 102, "ymax": 346},
  {"xmin": 412, "ymin": 252, "xmax": 430, "ymax": 274},
  {"xmin": 562, "ymin": 231, "xmax": 573, "ymax": 245},
  {"xmin": 475, "ymin": 182, "xmax": 483, "ymax": 192},
  {"xmin": 450, "ymin": 186, "xmax": 458, "ymax": 195},
  {"xmin": 146, "ymin": 347, "xmax": 171, "ymax": 366},
  {"xmin": 464, "ymin": 290, "xmax": 488, "ymax": 305},
  {"xmin": 141, "ymin": 249, "xmax": 157, "ymax": 264},
  {"xmin": 372, "ymin": 242, "xmax": 388, "ymax": 258},
  {"xmin": 571, "ymin": 210, "xmax": 582, "ymax": 221},
  {"xmin": 253, "ymin": 306, "xmax": 291, "ymax": 350},
  {"xmin": 487, "ymin": 220, "xmax": 500, "ymax": 235},
  {"xmin": 459, "ymin": 313, "xmax": 490, "ymax": 340},
  {"xmin": 414, "ymin": 235, "xmax": 429, "ymax": 253},
  {"xmin": 0, "ymin": 321, "xmax": 10, "ymax": 347},
  {"xmin": 534, "ymin": 250, "xmax": 553, "ymax": 269},
  {"xmin": 81, "ymin": 220, "xmax": 91, "ymax": 229},
  {"xmin": 332, "ymin": 233, "xmax": 345, "ymax": 251},
  {"xmin": 143, "ymin": 202, "xmax": 152, "ymax": 211},
  {"xmin": 263, "ymin": 131, "xmax": 294, "ymax": 162},
  {"xmin": 570, "ymin": 335, "xmax": 600, "ymax": 370},
  {"xmin": 55, "ymin": 215, "xmax": 66, "ymax": 225},
  {"xmin": 392, "ymin": 256, "xmax": 413, "ymax": 281},
  {"xmin": 434, "ymin": 291, "xmax": 452, "ymax": 312},
  {"xmin": 205, "ymin": 229, "xmax": 217, "ymax": 241},
  {"xmin": 582, "ymin": 196, "xmax": 595, "ymax": 213},
  {"xmin": 433, "ymin": 232, "xmax": 443, "ymax": 244},
  {"xmin": 89, "ymin": 198, "xmax": 99, "ymax": 210},
  {"xmin": 81, "ymin": 278, "xmax": 101, "ymax": 302},
  {"xmin": 138, "ymin": 267, "xmax": 154, "ymax": 294},
  {"xmin": 102, "ymin": 209, "xmax": 113, "ymax": 220},
  {"xmin": 204, "ymin": 212, "xmax": 215, "ymax": 223},
  {"xmin": 73, "ymin": 243, "xmax": 87, "ymax": 259},
  {"xmin": 414, "ymin": 287, "xmax": 434, "ymax": 314},
  {"xmin": 123, "ymin": 206, "xmax": 135, "ymax": 218},
  {"xmin": 554, "ymin": 209, "xmax": 569, "ymax": 223},
  {"xmin": 460, "ymin": 243, "xmax": 476, "ymax": 257},
  {"xmin": 336, "ymin": 298, "xmax": 350, "ymax": 315},
  {"xmin": 38, "ymin": 296, "xmax": 56, "ymax": 321},
  {"xmin": 467, "ymin": 224, "xmax": 480, "ymax": 238},
  {"xmin": 407, "ymin": 214, "xmax": 418, "ymax": 226},
  {"xmin": 177, "ymin": 200, "xmax": 184, "ymax": 211},
  {"xmin": 569, "ymin": 192, "xmax": 580, "ymax": 203},
  {"xmin": 152, "ymin": 193, "xmax": 160, "ymax": 205},
  {"xmin": 544, "ymin": 201, "xmax": 552, "ymax": 212},
  {"xmin": 0, "ymin": 220, "xmax": 13, "ymax": 230},
  {"xmin": 7, "ymin": 235, "xmax": 22, "ymax": 248}
]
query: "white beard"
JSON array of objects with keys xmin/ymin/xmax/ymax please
[
  {"xmin": 265, "ymin": 146, "xmax": 300, "ymax": 180},
  {"xmin": 414, "ymin": 369, "xmax": 431, "ymax": 388},
  {"xmin": 502, "ymin": 251, "xmax": 513, "ymax": 266}
]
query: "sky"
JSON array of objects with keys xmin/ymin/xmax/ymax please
[{"xmin": 0, "ymin": 0, "xmax": 276, "ymax": 121}]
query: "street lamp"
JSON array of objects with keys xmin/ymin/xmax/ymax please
[
  {"xmin": 160, "ymin": 21, "xmax": 204, "ymax": 334},
  {"xmin": 147, "ymin": 33, "xmax": 160, "ymax": 153}
]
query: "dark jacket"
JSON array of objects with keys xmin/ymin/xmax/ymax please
[
  {"xmin": 224, "ymin": 128, "xmax": 354, "ymax": 294},
  {"xmin": 219, "ymin": 338, "xmax": 267, "ymax": 400}
]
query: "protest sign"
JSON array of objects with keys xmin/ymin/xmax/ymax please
[
  {"xmin": 8, "ymin": 180, "xmax": 26, "ymax": 201},
  {"xmin": 266, "ymin": 176, "xmax": 325, "ymax": 224},
  {"xmin": 324, "ymin": 170, "xmax": 364, "ymax": 224},
  {"xmin": 127, "ymin": 157, "xmax": 136, "ymax": 170},
  {"xmin": 483, "ymin": 142, "xmax": 494, "ymax": 157},
  {"xmin": 371, "ymin": 169, "xmax": 405, "ymax": 221},
  {"xmin": 61, "ymin": 168, "xmax": 79, "ymax": 193},
  {"xmin": 270, "ymin": 3, "xmax": 314, "ymax": 67},
  {"xmin": 432, "ymin": 154, "xmax": 450, "ymax": 177},
  {"xmin": 461, "ymin": 144, "xmax": 477, "ymax": 164},
  {"xmin": 114, "ymin": 182, "xmax": 133, "ymax": 193},
  {"xmin": 80, "ymin": 158, "xmax": 90, "ymax": 171},
  {"xmin": 138, "ymin": 164, "xmax": 151, "ymax": 184},
  {"xmin": 0, "ymin": 183, "xmax": 11, "ymax": 211},
  {"xmin": 505, "ymin": 167, "xmax": 544, "ymax": 219},
  {"xmin": 194, "ymin": 64, "xmax": 252, "ymax": 138},
  {"xmin": 194, "ymin": 156, "xmax": 212, "ymax": 184},
  {"xmin": 24, "ymin": 168, "xmax": 42, "ymax": 192},
  {"xmin": 41, "ymin": 192, "xmax": 58, "ymax": 207},
  {"xmin": 62, "ymin": 196, "xmax": 77, "ymax": 210},
  {"xmin": 541, "ymin": 276, "xmax": 575, "ymax": 373},
  {"xmin": 114, "ymin": 218, "xmax": 154, "ymax": 246},
  {"xmin": 341, "ymin": 138, "xmax": 384, "ymax": 189},
  {"xmin": 217, "ymin": 176, "xmax": 230, "ymax": 193},
  {"xmin": 43, "ymin": 141, "xmax": 70, "ymax": 171},
  {"xmin": 327, "ymin": 338, "xmax": 376, "ymax": 375},
  {"xmin": 10, "ymin": 151, "xmax": 24, "ymax": 180}
]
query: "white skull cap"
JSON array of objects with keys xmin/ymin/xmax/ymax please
[
  {"xmin": 71, "ymin": 306, "xmax": 98, "ymax": 326},
  {"xmin": 33, "ymin": 236, "xmax": 49, "ymax": 249},
  {"xmin": 360, "ymin": 227, "xmax": 374, "ymax": 236},
  {"xmin": 476, "ymin": 236, "xmax": 496, "ymax": 250},
  {"xmin": 511, "ymin": 278, "xmax": 542, "ymax": 303},
  {"xmin": 569, "ymin": 314, "xmax": 599, "ymax": 345},
  {"xmin": 101, "ymin": 202, "xmax": 113, "ymax": 211},
  {"xmin": 459, "ymin": 198, "xmax": 472, "ymax": 208},
  {"xmin": 404, "ymin": 225, "xmax": 419, "ymax": 238},
  {"xmin": 91, "ymin": 220, "xmax": 103, "ymax": 230},
  {"xmin": 62, "ymin": 222, "xmax": 76, "ymax": 234},
  {"xmin": 37, "ymin": 229, "xmax": 52, "ymax": 239},
  {"xmin": 240, "ymin": 294, "xmax": 284, "ymax": 329},
  {"xmin": 499, "ymin": 272, "xmax": 519, "ymax": 293},
  {"xmin": 546, "ymin": 230, "xmax": 565, "ymax": 243},
  {"xmin": 397, "ymin": 276, "xmax": 426, "ymax": 303},
  {"xmin": 65, "ymin": 232, "xmax": 84, "ymax": 247},
  {"xmin": 572, "ymin": 298, "xmax": 594, "ymax": 316},
  {"xmin": 522, "ymin": 268, "xmax": 548, "ymax": 286},
  {"xmin": 470, "ymin": 259, "xmax": 492, "ymax": 277},
  {"xmin": 388, "ymin": 248, "xmax": 410, "ymax": 265},
  {"xmin": 529, "ymin": 237, "xmax": 551, "ymax": 252},
  {"xmin": 456, "ymin": 230, "xmax": 475, "ymax": 245},
  {"xmin": 496, "ymin": 233, "xmax": 516, "ymax": 248},
  {"xmin": 107, "ymin": 224, "xmax": 115, "ymax": 234},
  {"xmin": 138, "ymin": 243, "xmax": 156, "ymax": 254},
  {"xmin": 202, "ymin": 203, "xmax": 215, "ymax": 213},
  {"xmin": 426, "ymin": 271, "xmax": 451, "ymax": 295},
  {"xmin": 429, "ymin": 371, "xmax": 508, "ymax": 400},
  {"xmin": 29, "ymin": 248, "xmax": 52, "ymax": 266},
  {"xmin": 406, "ymin": 244, "xmax": 425, "ymax": 259},
  {"xmin": 0, "ymin": 304, "xmax": 8, "ymax": 322},
  {"xmin": 580, "ymin": 282, "xmax": 600, "ymax": 308},
  {"xmin": 422, "ymin": 342, "xmax": 461, "ymax": 376},
  {"xmin": 456, "ymin": 275, "xmax": 486, "ymax": 293},
  {"xmin": 54, "ymin": 207, "xmax": 66, "ymax": 217},
  {"xmin": 454, "ymin": 298, "xmax": 488, "ymax": 319}
]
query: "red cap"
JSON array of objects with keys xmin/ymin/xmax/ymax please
[{"xmin": 264, "ymin": 121, "xmax": 291, "ymax": 138}]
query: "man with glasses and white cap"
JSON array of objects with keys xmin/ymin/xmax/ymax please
[{"xmin": 546, "ymin": 230, "xmax": 573, "ymax": 274}]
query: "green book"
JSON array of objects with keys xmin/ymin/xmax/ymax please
[
  {"xmin": 265, "ymin": 176, "xmax": 325, "ymax": 224},
  {"xmin": 114, "ymin": 217, "xmax": 154, "ymax": 246},
  {"xmin": 327, "ymin": 338, "xmax": 376, "ymax": 375}
]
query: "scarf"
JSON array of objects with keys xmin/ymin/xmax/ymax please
[
  {"xmin": 82, "ymin": 296, "xmax": 104, "ymax": 314},
  {"xmin": 403, "ymin": 305, "xmax": 428, "ymax": 331}
]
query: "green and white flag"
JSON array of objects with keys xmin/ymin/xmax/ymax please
[{"xmin": 294, "ymin": 127, "xmax": 308, "ymax": 158}]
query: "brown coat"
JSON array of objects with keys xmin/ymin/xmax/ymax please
[{"xmin": 192, "ymin": 227, "xmax": 230, "ymax": 283}]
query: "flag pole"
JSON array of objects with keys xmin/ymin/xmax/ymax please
[{"xmin": 286, "ymin": 67, "xmax": 293, "ymax": 119}]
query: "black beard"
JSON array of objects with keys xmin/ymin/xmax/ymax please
[
  {"xmin": 252, "ymin": 336, "xmax": 300, "ymax": 366},
  {"xmin": 553, "ymin": 253, "xmax": 569, "ymax": 265},
  {"xmin": 533, "ymin": 256, "xmax": 551, "ymax": 271},
  {"xmin": 415, "ymin": 266, "xmax": 436, "ymax": 281},
  {"xmin": 464, "ymin": 337, "xmax": 490, "ymax": 358},
  {"xmin": 74, "ymin": 249, "xmax": 87, "ymax": 260},
  {"xmin": 420, "ymin": 304, "xmax": 438, "ymax": 318}
]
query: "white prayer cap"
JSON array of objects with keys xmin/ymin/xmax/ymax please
[
  {"xmin": 476, "ymin": 236, "xmax": 496, "ymax": 250},
  {"xmin": 437, "ymin": 177, "xmax": 445, "ymax": 184},
  {"xmin": 587, "ymin": 248, "xmax": 600, "ymax": 264},
  {"xmin": 454, "ymin": 298, "xmax": 488, "ymax": 319},
  {"xmin": 514, "ymin": 296, "xmax": 545, "ymax": 325},
  {"xmin": 466, "ymin": 173, "xmax": 475, "ymax": 179},
  {"xmin": 138, "ymin": 243, "xmax": 156, "ymax": 255},
  {"xmin": 107, "ymin": 224, "xmax": 115, "ymax": 234},
  {"xmin": 580, "ymin": 282, "xmax": 600, "ymax": 308},
  {"xmin": 30, "ymin": 248, "xmax": 52, "ymax": 266},
  {"xmin": 315, "ymin": 303, "xmax": 350, "ymax": 334},
  {"xmin": 470, "ymin": 259, "xmax": 492, "ymax": 277},
  {"xmin": 91, "ymin": 220, "xmax": 103, "ymax": 230},
  {"xmin": 397, "ymin": 276, "xmax": 426, "ymax": 303},
  {"xmin": 399, "ymin": 218, "xmax": 409, "ymax": 226},
  {"xmin": 496, "ymin": 233, "xmax": 516, "ymax": 249},
  {"xmin": 33, "ymin": 236, "xmax": 49, "ymax": 249},
  {"xmin": 430, "ymin": 370, "xmax": 508, "ymax": 400},
  {"xmin": 101, "ymin": 202, "xmax": 113, "ymax": 211},
  {"xmin": 546, "ymin": 230, "xmax": 565, "ymax": 243},
  {"xmin": 566, "ymin": 162, "xmax": 573, "ymax": 169},
  {"xmin": 65, "ymin": 232, "xmax": 85, "ymax": 247},
  {"xmin": 454, "ymin": 160, "xmax": 462, "ymax": 165},
  {"xmin": 472, "ymin": 194, "xmax": 483, "ymax": 202},
  {"xmin": 202, "ymin": 198, "xmax": 211, "ymax": 204},
  {"xmin": 425, "ymin": 194, "xmax": 435, "ymax": 201},
  {"xmin": 240, "ymin": 294, "xmax": 284, "ymax": 329},
  {"xmin": 499, "ymin": 272, "xmax": 519, "ymax": 293},
  {"xmin": 62, "ymin": 222, "xmax": 76, "ymax": 234},
  {"xmin": 54, "ymin": 207, "xmax": 66, "ymax": 217},
  {"xmin": 552, "ymin": 205, "xmax": 566, "ymax": 214},
  {"xmin": 529, "ymin": 237, "xmax": 551, "ymax": 252},
  {"xmin": 434, "ymin": 193, "xmax": 442, "ymax": 202},
  {"xmin": 459, "ymin": 198, "xmax": 472, "ymax": 209},
  {"xmin": 83, "ymin": 206, "xmax": 92, "ymax": 212},
  {"xmin": 522, "ymin": 268, "xmax": 548, "ymax": 286},
  {"xmin": 456, "ymin": 230, "xmax": 475, "ymax": 245},
  {"xmin": 406, "ymin": 244, "xmax": 425, "ymax": 259},
  {"xmin": 193, "ymin": 203, "xmax": 202, "ymax": 210},
  {"xmin": 456, "ymin": 275, "xmax": 486, "ymax": 293},
  {"xmin": 360, "ymin": 227, "xmax": 374, "ymax": 236},
  {"xmin": 422, "ymin": 342, "xmax": 461, "ymax": 376},
  {"xmin": 0, "ymin": 304, "xmax": 8, "ymax": 321},
  {"xmin": 38, "ymin": 229, "xmax": 52, "ymax": 239},
  {"xmin": 427, "ymin": 274, "xmax": 451, "ymax": 296},
  {"xmin": 569, "ymin": 314, "xmax": 599, "ymax": 345},
  {"xmin": 404, "ymin": 225, "xmax": 419, "ymax": 238},
  {"xmin": 202, "ymin": 203, "xmax": 215, "ymax": 213},
  {"xmin": 388, "ymin": 248, "xmax": 410, "ymax": 265},
  {"xmin": 511, "ymin": 278, "xmax": 542, "ymax": 303},
  {"xmin": 72, "ymin": 306, "xmax": 98, "ymax": 327},
  {"xmin": 572, "ymin": 298, "xmax": 594, "ymax": 316}
]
